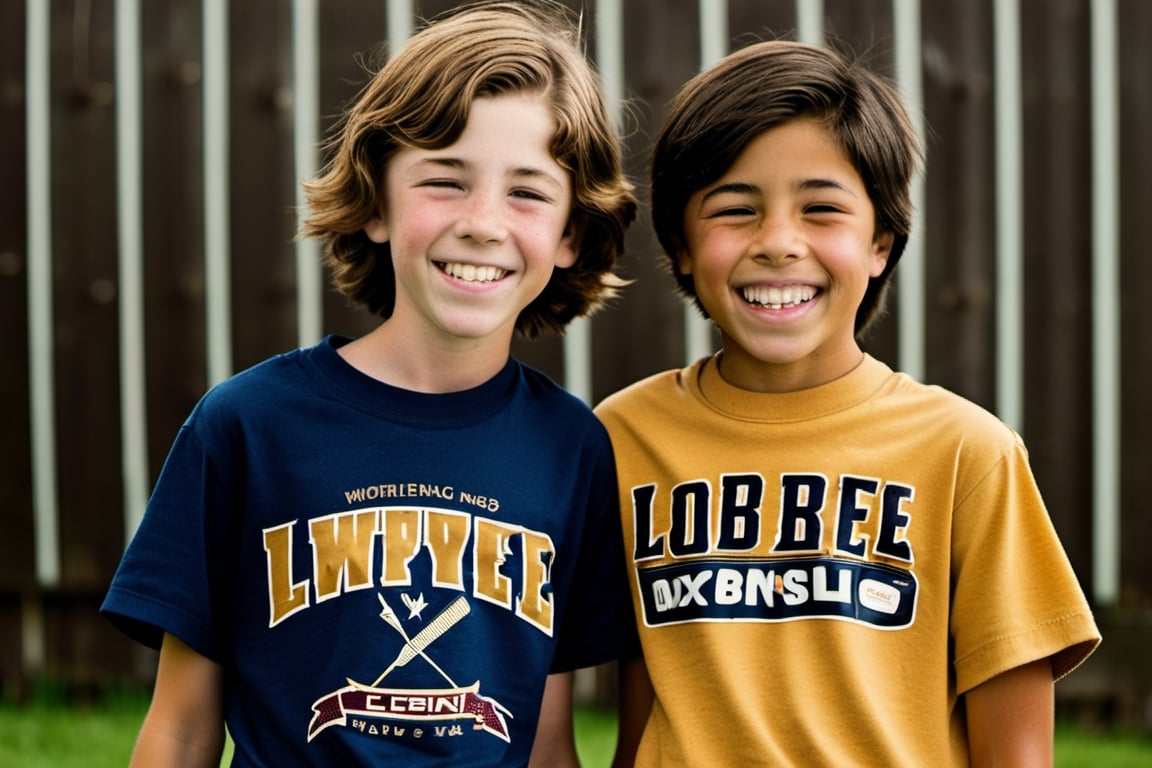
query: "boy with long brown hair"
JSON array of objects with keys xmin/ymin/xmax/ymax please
[{"xmin": 103, "ymin": 3, "xmax": 637, "ymax": 765}]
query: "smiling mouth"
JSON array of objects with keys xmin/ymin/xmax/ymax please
[
  {"xmin": 741, "ymin": 285, "xmax": 817, "ymax": 309},
  {"xmin": 437, "ymin": 262, "xmax": 508, "ymax": 283}
]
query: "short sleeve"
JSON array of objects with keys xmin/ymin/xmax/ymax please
[
  {"xmin": 549, "ymin": 438, "xmax": 639, "ymax": 673},
  {"xmin": 100, "ymin": 424, "xmax": 233, "ymax": 661},
  {"xmin": 949, "ymin": 436, "xmax": 1100, "ymax": 693}
]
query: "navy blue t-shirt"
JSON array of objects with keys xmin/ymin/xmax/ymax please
[{"xmin": 102, "ymin": 335, "xmax": 634, "ymax": 766}]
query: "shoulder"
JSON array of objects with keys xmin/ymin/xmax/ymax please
[
  {"xmin": 879, "ymin": 370, "xmax": 1024, "ymax": 457},
  {"xmin": 206, "ymin": 349, "xmax": 303, "ymax": 400},
  {"xmin": 595, "ymin": 364, "xmax": 708, "ymax": 450},
  {"xmin": 517, "ymin": 362, "xmax": 588, "ymax": 410},
  {"xmin": 183, "ymin": 347, "xmax": 314, "ymax": 442},
  {"xmin": 515, "ymin": 362, "xmax": 610, "ymax": 440},
  {"xmin": 595, "ymin": 367, "xmax": 687, "ymax": 418}
]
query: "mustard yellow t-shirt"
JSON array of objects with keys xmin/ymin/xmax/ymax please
[{"xmin": 595, "ymin": 354, "xmax": 1099, "ymax": 767}]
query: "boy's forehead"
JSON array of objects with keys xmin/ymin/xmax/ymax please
[
  {"xmin": 699, "ymin": 121, "xmax": 864, "ymax": 188},
  {"xmin": 387, "ymin": 96, "xmax": 570, "ymax": 187}
]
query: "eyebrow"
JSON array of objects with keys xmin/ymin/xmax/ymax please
[
  {"xmin": 699, "ymin": 182, "xmax": 758, "ymax": 203},
  {"xmin": 409, "ymin": 157, "xmax": 565, "ymax": 191},
  {"xmin": 699, "ymin": 177, "xmax": 858, "ymax": 203}
]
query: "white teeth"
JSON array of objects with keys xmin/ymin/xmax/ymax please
[
  {"xmin": 741, "ymin": 285, "xmax": 817, "ymax": 309},
  {"xmin": 440, "ymin": 262, "xmax": 507, "ymax": 282}
]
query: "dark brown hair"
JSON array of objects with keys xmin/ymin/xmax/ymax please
[{"xmin": 651, "ymin": 40, "xmax": 922, "ymax": 336}]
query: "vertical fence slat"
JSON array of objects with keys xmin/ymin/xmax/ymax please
[
  {"xmin": 293, "ymin": 0, "xmax": 323, "ymax": 348},
  {"xmin": 26, "ymin": 0, "xmax": 59, "ymax": 588},
  {"xmin": 204, "ymin": 0, "xmax": 232, "ymax": 385},
  {"xmin": 387, "ymin": 0, "xmax": 413, "ymax": 57},
  {"xmin": 795, "ymin": 0, "xmax": 825, "ymax": 45},
  {"xmin": 892, "ymin": 0, "xmax": 926, "ymax": 382},
  {"xmin": 1090, "ymin": 0, "xmax": 1120, "ymax": 606},
  {"xmin": 115, "ymin": 0, "xmax": 149, "ymax": 539},
  {"xmin": 993, "ymin": 0, "xmax": 1024, "ymax": 431}
]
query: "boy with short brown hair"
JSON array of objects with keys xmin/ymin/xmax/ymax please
[{"xmin": 598, "ymin": 39, "xmax": 1099, "ymax": 767}]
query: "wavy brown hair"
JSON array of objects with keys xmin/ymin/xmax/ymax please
[
  {"xmin": 651, "ymin": 40, "xmax": 923, "ymax": 337},
  {"xmin": 300, "ymin": 0, "xmax": 637, "ymax": 337}
]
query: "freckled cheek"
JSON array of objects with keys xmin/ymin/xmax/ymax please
[{"xmin": 392, "ymin": 212, "xmax": 443, "ymax": 251}]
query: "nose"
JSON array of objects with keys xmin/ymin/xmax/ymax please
[
  {"xmin": 455, "ymin": 185, "xmax": 508, "ymax": 244},
  {"xmin": 749, "ymin": 212, "xmax": 803, "ymax": 264}
]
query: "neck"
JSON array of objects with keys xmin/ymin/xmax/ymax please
[
  {"xmin": 716, "ymin": 346, "xmax": 866, "ymax": 394},
  {"xmin": 339, "ymin": 322, "xmax": 510, "ymax": 393}
]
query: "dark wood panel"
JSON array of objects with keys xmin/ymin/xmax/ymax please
[
  {"xmin": 1020, "ymin": 0, "xmax": 1095, "ymax": 579},
  {"xmin": 49, "ymin": 0, "xmax": 127, "ymax": 587},
  {"xmin": 0, "ymin": 0, "xmax": 36, "ymax": 589},
  {"xmin": 590, "ymin": 0, "xmax": 701, "ymax": 403},
  {"xmin": 1117, "ymin": 0, "xmax": 1152, "ymax": 610},
  {"xmin": 141, "ymin": 0, "xmax": 208, "ymax": 479},
  {"xmin": 228, "ymin": 0, "xmax": 298, "ymax": 373},
  {"xmin": 921, "ymin": 0, "xmax": 998, "ymax": 407},
  {"xmin": 317, "ymin": 0, "xmax": 389, "ymax": 343}
]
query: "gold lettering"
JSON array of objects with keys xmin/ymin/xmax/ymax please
[
  {"xmin": 263, "ymin": 522, "xmax": 309, "ymax": 626},
  {"xmin": 381, "ymin": 508, "xmax": 421, "ymax": 584},
  {"xmin": 425, "ymin": 510, "xmax": 469, "ymax": 588},
  {"xmin": 517, "ymin": 530, "xmax": 555, "ymax": 634},
  {"xmin": 309, "ymin": 510, "xmax": 378, "ymax": 600},
  {"xmin": 474, "ymin": 518, "xmax": 515, "ymax": 608}
]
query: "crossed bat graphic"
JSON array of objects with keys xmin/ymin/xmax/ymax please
[{"xmin": 372, "ymin": 594, "xmax": 471, "ymax": 687}]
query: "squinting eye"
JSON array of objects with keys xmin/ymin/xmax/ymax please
[
  {"xmin": 512, "ymin": 189, "xmax": 550, "ymax": 202},
  {"xmin": 707, "ymin": 207, "xmax": 754, "ymax": 218}
]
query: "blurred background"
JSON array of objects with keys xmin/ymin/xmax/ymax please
[{"xmin": 1, "ymin": 0, "xmax": 1149, "ymax": 729}]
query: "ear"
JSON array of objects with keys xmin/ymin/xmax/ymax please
[
  {"xmin": 869, "ymin": 231, "xmax": 895, "ymax": 278},
  {"xmin": 363, "ymin": 214, "xmax": 389, "ymax": 244},
  {"xmin": 675, "ymin": 246, "xmax": 694, "ymax": 276},
  {"xmin": 554, "ymin": 215, "xmax": 583, "ymax": 269}
]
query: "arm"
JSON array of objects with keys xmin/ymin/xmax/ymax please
[
  {"xmin": 528, "ymin": 672, "xmax": 580, "ymax": 768},
  {"xmin": 965, "ymin": 657, "xmax": 1054, "ymax": 768},
  {"xmin": 130, "ymin": 632, "xmax": 225, "ymax": 768},
  {"xmin": 611, "ymin": 655, "xmax": 654, "ymax": 768}
]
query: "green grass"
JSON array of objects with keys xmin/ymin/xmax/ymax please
[
  {"xmin": 575, "ymin": 704, "xmax": 619, "ymax": 766},
  {"xmin": 1052, "ymin": 720, "xmax": 1152, "ymax": 768},
  {"xmin": 0, "ymin": 690, "xmax": 146, "ymax": 768},
  {"xmin": 0, "ymin": 691, "xmax": 1148, "ymax": 767}
]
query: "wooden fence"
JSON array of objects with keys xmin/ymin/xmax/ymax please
[{"xmin": 1, "ymin": 0, "xmax": 1149, "ymax": 719}]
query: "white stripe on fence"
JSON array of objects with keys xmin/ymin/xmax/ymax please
[
  {"xmin": 796, "ymin": 0, "xmax": 825, "ymax": 46},
  {"xmin": 894, "ymin": 0, "xmax": 926, "ymax": 382},
  {"xmin": 387, "ymin": 0, "xmax": 414, "ymax": 58},
  {"xmin": 1090, "ymin": 0, "xmax": 1120, "ymax": 607},
  {"xmin": 294, "ymin": 0, "xmax": 324, "ymax": 348},
  {"xmin": 993, "ymin": 0, "xmax": 1024, "ymax": 432},
  {"xmin": 26, "ymin": 0, "xmax": 59, "ymax": 588},
  {"xmin": 115, "ymin": 0, "xmax": 150, "ymax": 538},
  {"xmin": 204, "ymin": 0, "xmax": 232, "ymax": 387}
]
